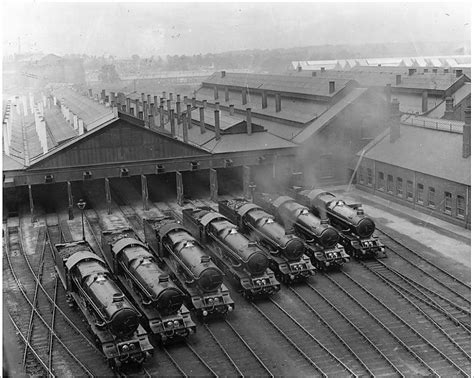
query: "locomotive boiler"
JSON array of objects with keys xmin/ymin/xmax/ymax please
[
  {"xmin": 295, "ymin": 189, "xmax": 385, "ymax": 258},
  {"xmin": 218, "ymin": 198, "xmax": 316, "ymax": 283},
  {"xmin": 53, "ymin": 241, "xmax": 153, "ymax": 370},
  {"xmin": 143, "ymin": 214, "xmax": 234, "ymax": 317},
  {"xmin": 182, "ymin": 207, "xmax": 280, "ymax": 298},
  {"xmin": 101, "ymin": 228, "xmax": 196, "ymax": 343},
  {"xmin": 254, "ymin": 193, "xmax": 350, "ymax": 270}
]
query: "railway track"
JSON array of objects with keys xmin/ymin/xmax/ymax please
[
  {"xmin": 320, "ymin": 272, "xmax": 469, "ymax": 377},
  {"xmin": 376, "ymin": 227, "xmax": 471, "ymax": 300},
  {"xmin": 4, "ymin": 211, "xmax": 110, "ymax": 377}
]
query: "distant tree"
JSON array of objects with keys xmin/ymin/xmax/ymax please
[{"xmin": 98, "ymin": 64, "xmax": 120, "ymax": 83}]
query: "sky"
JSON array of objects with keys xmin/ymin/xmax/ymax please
[{"xmin": 2, "ymin": 1, "xmax": 472, "ymax": 58}]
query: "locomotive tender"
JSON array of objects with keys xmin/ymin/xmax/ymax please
[
  {"xmin": 218, "ymin": 198, "xmax": 316, "ymax": 283},
  {"xmin": 254, "ymin": 193, "xmax": 350, "ymax": 270},
  {"xmin": 53, "ymin": 241, "xmax": 153, "ymax": 370},
  {"xmin": 100, "ymin": 228, "xmax": 196, "ymax": 344},
  {"xmin": 182, "ymin": 206, "xmax": 280, "ymax": 299},
  {"xmin": 143, "ymin": 214, "xmax": 234, "ymax": 317},
  {"xmin": 295, "ymin": 189, "xmax": 385, "ymax": 259}
]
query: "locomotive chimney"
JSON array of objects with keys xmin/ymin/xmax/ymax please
[
  {"xmin": 463, "ymin": 106, "xmax": 471, "ymax": 158},
  {"xmin": 158, "ymin": 274, "xmax": 169, "ymax": 283},
  {"xmin": 389, "ymin": 98, "xmax": 401, "ymax": 143}
]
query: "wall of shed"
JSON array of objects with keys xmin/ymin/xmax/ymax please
[{"xmin": 357, "ymin": 159, "xmax": 471, "ymax": 228}]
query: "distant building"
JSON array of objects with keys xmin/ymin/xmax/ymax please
[{"xmin": 356, "ymin": 102, "xmax": 471, "ymax": 228}]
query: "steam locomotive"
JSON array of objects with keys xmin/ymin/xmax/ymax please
[
  {"xmin": 182, "ymin": 206, "xmax": 280, "ymax": 299},
  {"xmin": 100, "ymin": 228, "xmax": 196, "ymax": 344},
  {"xmin": 53, "ymin": 241, "xmax": 153, "ymax": 370},
  {"xmin": 218, "ymin": 198, "xmax": 316, "ymax": 283},
  {"xmin": 254, "ymin": 193, "xmax": 350, "ymax": 270},
  {"xmin": 295, "ymin": 189, "xmax": 385, "ymax": 259},
  {"xmin": 143, "ymin": 214, "xmax": 234, "ymax": 317}
]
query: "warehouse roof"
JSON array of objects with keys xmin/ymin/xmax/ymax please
[
  {"xmin": 43, "ymin": 108, "xmax": 78, "ymax": 144},
  {"xmin": 203, "ymin": 72, "xmax": 352, "ymax": 99},
  {"xmin": 359, "ymin": 119, "xmax": 470, "ymax": 186},
  {"xmin": 426, "ymin": 83, "xmax": 471, "ymax": 119}
]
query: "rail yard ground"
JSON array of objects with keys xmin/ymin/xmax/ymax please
[{"xmin": 3, "ymin": 180, "xmax": 471, "ymax": 376}]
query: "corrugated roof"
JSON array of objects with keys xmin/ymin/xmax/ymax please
[
  {"xmin": 203, "ymin": 72, "xmax": 351, "ymax": 98},
  {"xmin": 293, "ymin": 88, "xmax": 367, "ymax": 143},
  {"xmin": 52, "ymin": 87, "xmax": 115, "ymax": 128},
  {"xmin": 44, "ymin": 108, "xmax": 78, "ymax": 144},
  {"xmin": 361, "ymin": 123, "xmax": 470, "ymax": 185},
  {"xmin": 2, "ymin": 153, "xmax": 25, "ymax": 171}
]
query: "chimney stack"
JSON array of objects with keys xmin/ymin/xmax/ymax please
[
  {"xmin": 261, "ymin": 90, "xmax": 267, "ymax": 109},
  {"xmin": 88, "ymin": 88, "xmax": 93, "ymax": 97},
  {"xmin": 183, "ymin": 95, "xmax": 188, "ymax": 104},
  {"xmin": 275, "ymin": 93, "xmax": 281, "ymax": 112},
  {"xmin": 192, "ymin": 97, "xmax": 196, "ymax": 107},
  {"xmin": 225, "ymin": 87, "xmax": 229, "ymax": 102},
  {"xmin": 170, "ymin": 109, "xmax": 176, "ymax": 137},
  {"xmin": 126, "ymin": 98, "xmax": 131, "ymax": 113},
  {"xmin": 141, "ymin": 93, "xmax": 145, "ymax": 103},
  {"xmin": 176, "ymin": 101, "xmax": 181, "ymax": 124},
  {"xmin": 187, "ymin": 104, "xmax": 192, "ymax": 129},
  {"xmin": 169, "ymin": 93, "xmax": 173, "ymax": 101},
  {"xmin": 221, "ymin": 70, "xmax": 226, "ymax": 78},
  {"xmin": 297, "ymin": 65, "xmax": 302, "ymax": 72},
  {"xmin": 199, "ymin": 106, "xmax": 205, "ymax": 134},
  {"xmin": 148, "ymin": 114, "xmax": 154, "ymax": 129},
  {"xmin": 182, "ymin": 115, "xmax": 188, "ymax": 143},
  {"xmin": 135, "ymin": 99, "xmax": 140, "ymax": 116},
  {"xmin": 78, "ymin": 119, "xmax": 84, "ymax": 135},
  {"xmin": 147, "ymin": 94, "xmax": 151, "ymax": 106},
  {"xmin": 154, "ymin": 95, "xmax": 158, "ymax": 108},
  {"xmin": 241, "ymin": 88, "xmax": 247, "ymax": 105},
  {"xmin": 463, "ymin": 106, "xmax": 471, "ymax": 158},
  {"xmin": 408, "ymin": 68, "xmax": 416, "ymax": 76},
  {"xmin": 138, "ymin": 111, "xmax": 144, "ymax": 120},
  {"xmin": 312, "ymin": 71, "xmax": 317, "ymax": 77},
  {"xmin": 177, "ymin": 94, "xmax": 181, "ymax": 103},
  {"xmin": 162, "ymin": 91, "xmax": 166, "ymax": 99},
  {"xmin": 444, "ymin": 97, "xmax": 454, "ymax": 120},
  {"xmin": 321, "ymin": 67, "xmax": 325, "ymax": 73},
  {"xmin": 246, "ymin": 108, "xmax": 252, "ymax": 135},
  {"xmin": 215, "ymin": 102, "xmax": 220, "ymax": 112},
  {"xmin": 390, "ymin": 99, "xmax": 401, "ymax": 143},
  {"xmin": 160, "ymin": 104, "xmax": 165, "ymax": 127},
  {"xmin": 167, "ymin": 99, "xmax": 171, "ymax": 111},
  {"xmin": 203, "ymin": 100, "xmax": 207, "ymax": 108},
  {"xmin": 395, "ymin": 74, "xmax": 402, "ymax": 85},
  {"xmin": 214, "ymin": 109, "xmax": 221, "ymax": 140},
  {"xmin": 456, "ymin": 69, "xmax": 463, "ymax": 77},
  {"xmin": 214, "ymin": 86, "xmax": 219, "ymax": 100},
  {"xmin": 421, "ymin": 91, "xmax": 428, "ymax": 113},
  {"xmin": 229, "ymin": 104, "xmax": 235, "ymax": 116},
  {"xmin": 329, "ymin": 81, "xmax": 335, "ymax": 94}
]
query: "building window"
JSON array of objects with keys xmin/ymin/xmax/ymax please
[
  {"xmin": 428, "ymin": 187, "xmax": 435, "ymax": 208},
  {"xmin": 396, "ymin": 177, "xmax": 403, "ymax": 197},
  {"xmin": 417, "ymin": 183, "xmax": 424, "ymax": 204},
  {"xmin": 406, "ymin": 180, "xmax": 413, "ymax": 200},
  {"xmin": 387, "ymin": 175, "xmax": 394, "ymax": 194},
  {"xmin": 444, "ymin": 192, "xmax": 452, "ymax": 215},
  {"xmin": 359, "ymin": 169, "xmax": 364, "ymax": 184},
  {"xmin": 457, "ymin": 195, "xmax": 465, "ymax": 218},
  {"xmin": 378, "ymin": 172, "xmax": 385, "ymax": 191},
  {"xmin": 367, "ymin": 168, "xmax": 373, "ymax": 186}
]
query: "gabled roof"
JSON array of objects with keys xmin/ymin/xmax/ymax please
[
  {"xmin": 189, "ymin": 108, "xmax": 264, "ymax": 133},
  {"xmin": 359, "ymin": 120, "xmax": 470, "ymax": 186},
  {"xmin": 293, "ymin": 88, "xmax": 367, "ymax": 144},
  {"xmin": 44, "ymin": 108, "xmax": 78, "ymax": 144}
]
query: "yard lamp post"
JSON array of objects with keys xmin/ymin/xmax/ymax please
[{"xmin": 77, "ymin": 199, "xmax": 86, "ymax": 241}]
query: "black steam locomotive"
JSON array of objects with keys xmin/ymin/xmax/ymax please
[
  {"xmin": 295, "ymin": 189, "xmax": 385, "ymax": 259},
  {"xmin": 182, "ymin": 207, "xmax": 281, "ymax": 299},
  {"xmin": 53, "ymin": 241, "xmax": 153, "ymax": 370},
  {"xmin": 218, "ymin": 198, "xmax": 316, "ymax": 283},
  {"xmin": 254, "ymin": 193, "xmax": 350, "ymax": 270},
  {"xmin": 100, "ymin": 228, "xmax": 196, "ymax": 344},
  {"xmin": 143, "ymin": 214, "xmax": 235, "ymax": 317}
]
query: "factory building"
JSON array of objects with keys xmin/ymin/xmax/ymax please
[{"xmin": 356, "ymin": 101, "xmax": 471, "ymax": 228}]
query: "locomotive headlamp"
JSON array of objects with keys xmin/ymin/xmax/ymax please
[
  {"xmin": 129, "ymin": 343, "xmax": 136, "ymax": 350},
  {"xmin": 227, "ymin": 305, "xmax": 233, "ymax": 312},
  {"xmin": 122, "ymin": 344, "xmax": 129, "ymax": 352},
  {"xmin": 208, "ymin": 298, "xmax": 214, "ymax": 304},
  {"xmin": 173, "ymin": 320, "xmax": 180, "ymax": 327},
  {"xmin": 202, "ymin": 310, "xmax": 208, "ymax": 316},
  {"xmin": 167, "ymin": 321, "xmax": 173, "ymax": 328},
  {"xmin": 256, "ymin": 279, "xmax": 262, "ymax": 286}
]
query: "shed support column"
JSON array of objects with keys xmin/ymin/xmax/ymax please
[
  {"xmin": 243, "ymin": 166, "xmax": 252, "ymax": 200},
  {"xmin": 67, "ymin": 181, "xmax": 74, "ymax": 220},
  {"xmin": 210, "ymin": 169, "xmax": 218, "ymax": 202},
  {"xmin": 28, "ymin": 185, "xmax": 35, "ymax": 223},
  {"xmin": 176, "ymin": 172, "xmax": 184, "ymax": 206},
  {"xmin": 105, "ymin": 178, "xmax": 112, "ymax": 214},
  {"xmin": 141, "ymin": 174, "xmax": 149, "ymax": 211}
]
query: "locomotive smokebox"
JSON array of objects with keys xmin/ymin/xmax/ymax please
[
  {"xmin": 319, "ymin": 227, "xmax": 339, "ymax": 249},
  {"xmin": 282, "ymin": 238, "xmax": 305, "ymax": 261},
  {"xmin": 109, "ymin": 308, "xmax": 140, "ymax": 337},
  {"xmin": 355, "ymin": 218, "xmax": 375, "ymax": 239}
]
